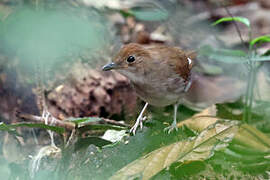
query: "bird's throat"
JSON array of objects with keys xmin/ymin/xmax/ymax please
[{"xmin": 117, "ymin": 69, "xmax": 145, "ymax": 84}]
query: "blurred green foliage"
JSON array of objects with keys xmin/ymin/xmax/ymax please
[
  {"xmin": 0, "ymin": 6, "xmax": 113, "ymax": 82},
  {"xmin": 128, "ymin": 6, "xmax": 168, "ymax": 21}
]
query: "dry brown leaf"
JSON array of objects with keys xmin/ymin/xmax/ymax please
[
  {"xmin": 177, "ymin": 106, "xmax": 270, "ymax": 152},
  {"xmin": 110, "ymin": 118, "xmax": 239, "ymax": 180},
  {"xmin": 177, "ymin": 105, "xmax": 219, "ymax": 132},
  {"xmin": 110, "ymin": 103, "xmax": 270, "ymax": 180}
]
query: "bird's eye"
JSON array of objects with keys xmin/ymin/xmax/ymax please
[{"xmin": 126, "ymin": 56, "xmax": 135, "ymax": 63}]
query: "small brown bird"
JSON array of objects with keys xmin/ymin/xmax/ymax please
[{"xmin": 102, "ymin": 43, "xmax": 195, "ymax": 134}]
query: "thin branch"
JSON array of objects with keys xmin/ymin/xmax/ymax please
[
  {"xmin": 16, "ymin": 111, "xmax": 129, "ymax": 130},
  {"xmin": 65, "ymin": 129, "xmax": 76, "ymax": 148},
  {"xmin": 186, "ymin": 2, "xmax": 258, "ymax": 26},
  {"xmin": 16, "ymin": 111, "xmax": 75, "ymax": 130},
  {"xmin": 224, "ymin": 6, "xmax": 248, "ymax": 50},
  {"xmin": 100, "ymin": 118, "xmax": 130, "ymax": 127}
]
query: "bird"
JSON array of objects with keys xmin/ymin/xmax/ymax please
[{"xmin": 102, "ymin": 43, "xmax": 195, "ymax": 134}]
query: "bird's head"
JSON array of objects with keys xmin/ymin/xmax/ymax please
[{"xmin": 102, "ymin": 43, "xmax": 150, "ymax": 78}]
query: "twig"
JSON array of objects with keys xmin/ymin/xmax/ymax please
[
  {"xmin": 100, "ymin": 118, "xmax": 130, "ymax": 127},
  {"xmin": 75, "ymin": 117, "xmax": 129, "ymax": 128},
  {"xmin": 16, "ymin": 111, "xmax": 129, "ymax": 130},
  {"xmin": 16, "ymin": 111, "xmax": 75, "ymax": 130},
  {"xmin": 65, "ymin": 129, "xmax": 76, "ymax": 148},
  {"xmin": 224, "ymin": 6, "xmax": 248, "ymax": 50},
  {"xmin": 186, "ymin": 2, "xmax": 259, "ymax": 26},
  {"xmin": 223, "ymin": 4, "xmax": 256, "ymax": 123}
]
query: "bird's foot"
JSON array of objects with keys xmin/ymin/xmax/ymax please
[
  {"xmin": 164, "ymin": 122, "xmax": 178, "ymax": 134},
  {"xmin": 130, "ymin": 116, "xmax": 147, "ymax": 135}
]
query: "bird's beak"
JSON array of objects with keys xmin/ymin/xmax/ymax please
[{"xmin": 102, "ymin": 62, "xmax": 117, "ymax": 71}]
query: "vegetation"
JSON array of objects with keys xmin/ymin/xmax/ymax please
[{"xmin": 0, "ymin": 0, "xmax": 270, "ymax": 179}]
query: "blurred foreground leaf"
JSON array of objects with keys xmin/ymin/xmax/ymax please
[
  {"xmin": 0, "ymin": 7, "xmax": 108, "ymax": 60},
  {"xmin": 3, "ymin": 133, "xmax": 23, "ymax": 163},
  {"xmin": 129, "ymin": 6, "xmax": 168, "ymax": 21},
  {"xmin": 0, "ymin": 6, "xmax": 113, "ymax": 83},
  {"xmin": 250, "ymin": 55, "xmax": 270, "ymax": 62},
  {"xmin": 199, "ymin": 45, "xmax": 270, "ymax": 63},
  {"xmin": 199, "ymin": 45, "xmax": 247, "ymax": 63}
]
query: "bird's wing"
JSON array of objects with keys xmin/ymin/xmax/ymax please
[{"xmin": 166, "ymin": 47, "xmax": 192, "ymax": 81}]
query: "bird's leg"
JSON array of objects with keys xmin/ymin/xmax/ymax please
[
  {"xmin": 164, "ymin": 103, "xmax": 179, "ymax": 133},
  {"xmin": 130, "ymin": 102, "xmax": 149, "ymax": 135}
]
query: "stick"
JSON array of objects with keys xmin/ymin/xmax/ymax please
[
  {"xmin": 16, "ymin": 111, "xmax": 75, "ymax": 130},
  {"xmin": 15, "ymin": 111, "xmax": 129, "ymax": 130}
]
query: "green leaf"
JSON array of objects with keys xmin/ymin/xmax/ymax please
[
  {"xmin": 67, "ymin": 117, "xmax": 102, "ymax": 126},
  {"xmin": 78, "ymin": 124, "xmax": 126, "ymax": 135},
  {"xmin": 262, "ymin": 49, "xmax": 270, "ymax": 56},
  {"xmin": 196, "ymin": 63, "xmax": 223, "ymax": 75},
  {"xmin": 65, "ymin": 117, "xmax": 191, "ymax": 180},
  {"xmin": 0, "ymin": 122, "xmax": 65, "ymax": 134},
  {"xmin": 214, "ymin": 48, "xmax": 246, "ymax": 57},
  {"xmin": 208, "ymin": 54, "xmax": 247, "ymax": 63},
  {"xmin": 0, "ymin": 122, "xmax": 19, "ymax": 135},
  {"xmin": 212, "ymin": 16, "xmax": 250, "ymax": 27},
  {"xmin": 110, "ymin": 120, "xmax": 239, "ymax": 180},
  {"xmin": 43, "ymin": 107, "xmax": 270, "ymax": 180},
  {"xmin": 233, "ymin": 124, "xmax": 270, "ymax": 151},
  {"xmin": 129, "ymin": 6, "xmax": 168, "ymax": 21},
  {"xmin": 119, "ymin": 10, "xmax": 133, "ymax": 18},
  {"xmin": 199, "ymin": 45, "xmax": 248, "ymax": 63},
  {"xmin": 68, "ymin": 117, "xmax": 127, "ymax": 135},
  {"xmin": 250, "ymin": 55, "xmax": 270, "ymax": 62},
  {"xmin": 75, "ymin": 137, "xmax": 112, "ymax": 151},
  {"xmin": 250, "ymin": 35, "xmax": 270, "ymax": 48}
]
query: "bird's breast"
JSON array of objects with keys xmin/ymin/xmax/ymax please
[
  {"xmin": 117, "ymin": 66, "xmax": 191, "ymax": 107},
  {"xmin": 131, "ymin": 74, "xmax": 188, "ymax": 107}
]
